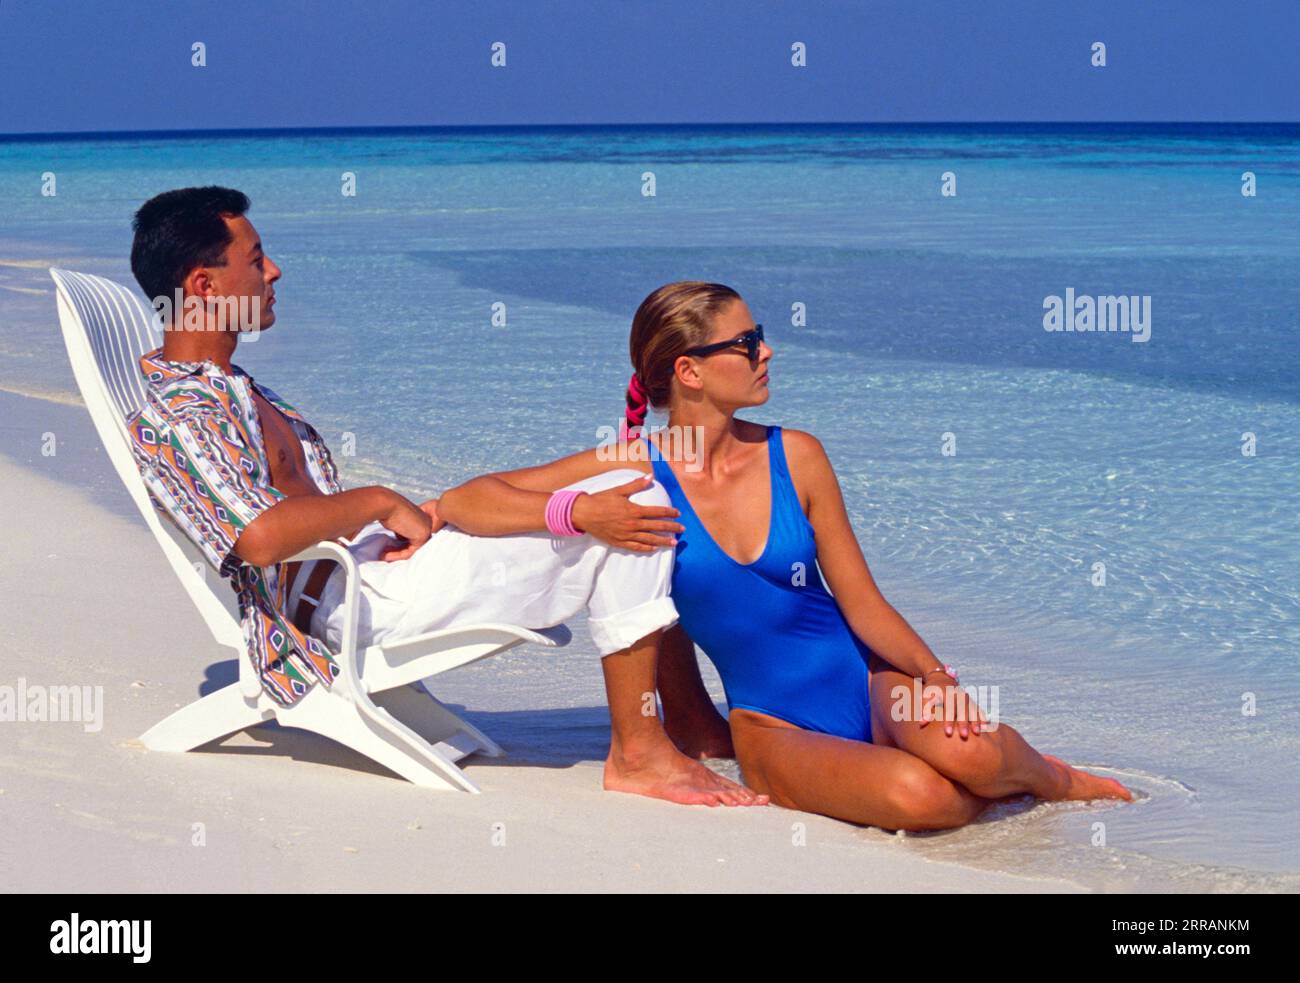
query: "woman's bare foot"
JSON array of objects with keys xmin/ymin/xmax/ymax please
[
  {"xmin": 1042, "ymin": 754, "xmax": 1133, "ymax": 802},
  {"xmin": 604, "ymin": 734, "xmax": 767, "ymax": 807}
]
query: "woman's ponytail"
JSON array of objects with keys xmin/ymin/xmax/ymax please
[{"xmin": 619, "ymin": 372, "xmax": 649, "ymax": 440}]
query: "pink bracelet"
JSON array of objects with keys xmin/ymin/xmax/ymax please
[
  {"xmin": 922, "ymin": 664, "xmax": 959, "ymax": 684},
  {"xmin": 545, "ymin": 490, "xmax": 587, "ymax": 537}
]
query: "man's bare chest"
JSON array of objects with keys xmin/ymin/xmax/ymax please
[{"xmin": 251, "ymin": 390, "xmax": 317, "ymax": 495}]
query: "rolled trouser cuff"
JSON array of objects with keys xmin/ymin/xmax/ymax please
[{"xmin": 587, "ymin": 595, "xmax": 679, "ymax": 656}]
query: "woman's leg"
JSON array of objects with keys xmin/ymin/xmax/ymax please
[
  {"xmin": 729, "ymin": 708, "xmax": 990, "ymax": 831},
  {"xmin": 312, "ymin": 470, "xmax": 764, "ymax": 806},
  {"xmin": 867, "ymin": 652, "xmax": 1131, "ymax": 802},
  {"xmin": 601, "ymin": 628, "xmax": 762, "ymax": 805},
  {"xmin": 656, "ymin": 624, "xmax": 736, "ymax": 760}
]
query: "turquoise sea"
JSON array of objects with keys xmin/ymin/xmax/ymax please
[{"xmin": 1, "ymin": 123, "xmax": 1297, "ymax": 890}]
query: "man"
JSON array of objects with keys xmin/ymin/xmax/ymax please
[{"xmin": 127, "ymin": 186, "xmax": 763, "ymax": 807}]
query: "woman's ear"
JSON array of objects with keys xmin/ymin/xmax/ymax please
[{"xmin": 673, "ymin": 354, "xmax": 704, "ymax": 395}]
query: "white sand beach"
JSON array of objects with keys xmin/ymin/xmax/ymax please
[{"xmin": 0, "ymin": 388, "xmax": 1087, "ymax": 893}]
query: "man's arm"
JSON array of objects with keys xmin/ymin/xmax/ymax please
[
  {"xmin": 133, "ymin": 400, "xmax": 434, "ymax": 571},
  {"xmin": 232, "ymin": 486, "xmax": 429, "ymax": 568}
]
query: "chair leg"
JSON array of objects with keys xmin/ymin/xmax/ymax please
[
  {"xmin": 371, "ymin": 681, "xmax": 505, "ymax": 760},
  {"xmin": 420, "ymin": 679, "xmax": 505, "ymax": 758},
  {"xmin": 279, "ymin": 687, "xmax": 481, "ymax": 793},
  {"xmin": 139, "ymin": 683, "xmax": 269, "ymax": 752}
]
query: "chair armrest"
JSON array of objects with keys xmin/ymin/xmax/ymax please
[
  {"xmin": 282, "ymin": 540, "xmax": 366, "ymax": 698},
  {"xmin": 364, "ymin": 623, "xmax": 568, "ymax": 691},
  {"xmin": 284, "ymin": 540, "xmax": 356, "ymax": 566}
]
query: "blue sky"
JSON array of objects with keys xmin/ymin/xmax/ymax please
[{"xmin": 1, "ymin": 0, "xmax": 1296, "ymax": 134}]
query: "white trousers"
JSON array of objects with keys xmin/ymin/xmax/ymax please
[{"xmin": 309, "ymin": 469, "xmax": 679, "ymax": 657}]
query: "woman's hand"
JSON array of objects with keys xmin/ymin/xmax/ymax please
[
  {"xmin": 417, "ymin": 498, "xmax": 446, "ymax": 535},
  {"xmin": 919, "ymin": 676, "xmax": 988, "ymax": 739},
  {"xmin": 570, "ymin": 475, "xmax": 685, "ymax": 553}
]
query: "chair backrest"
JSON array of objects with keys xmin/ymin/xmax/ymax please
[{"xmin": 49, "ymin": 268, "xmax": 244, "ymax": 648}]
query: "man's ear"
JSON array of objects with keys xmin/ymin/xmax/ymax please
[{"xmin": 182, "ymin": 266, "xmax": 216, "ymax": 301}]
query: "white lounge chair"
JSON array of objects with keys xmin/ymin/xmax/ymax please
[{"xmin": 49, "ymin": 267, "xmax": 569, "ymax": 792}]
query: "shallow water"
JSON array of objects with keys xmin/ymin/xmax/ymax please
[{"xmin": 2, "ymin": 123, "xmax": 1296, "ymax": 888}]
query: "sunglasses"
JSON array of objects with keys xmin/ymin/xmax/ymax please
[{"xmin": 683, "ymin": 324, "xmax": 765, "ymax": 363}]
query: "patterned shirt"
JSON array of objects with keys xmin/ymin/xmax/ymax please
[{"xmin": 127, "ymin": 347, "xmax": 343, "ymax": 705}]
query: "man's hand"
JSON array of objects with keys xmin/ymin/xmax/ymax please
[
  {"xmin": 376, "ymin": 492, "xmax": 436, "ymax": 562},
  {"xmin": 570, "ymin": 475, "xmax": 684, "ymax": 552}
]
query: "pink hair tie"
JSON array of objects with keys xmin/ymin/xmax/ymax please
[
  {"xmin": 545, "ymin": 489, "xmax": 587, "ymax": 537},
  {"xmin": 627, "ymin": 371, "xmax": 647, "ymax": 404},
  {"xmin": 621, "ymin": 372, "xmax": 649, "ymax": 440}
]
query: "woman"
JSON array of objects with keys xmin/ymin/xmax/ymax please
[{"xmin": 438, "ymin": 282, "xmax": 1132, "ymax": 830}]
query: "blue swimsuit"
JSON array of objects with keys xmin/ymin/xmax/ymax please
[{"xmin": 648, "ymin": 425, "xmax": 874, "ymax": 743}]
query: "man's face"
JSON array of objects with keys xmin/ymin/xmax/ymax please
[{"xmin": 190, "ymin": 214, "xmax": 281, "ymax": 332}]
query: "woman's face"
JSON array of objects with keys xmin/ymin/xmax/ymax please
[{"xmin": 680, "ymin": 298, "xmax": 773, "ymax": 410}]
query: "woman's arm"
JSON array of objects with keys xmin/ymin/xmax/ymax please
[
  {"xmin": 437, "ymin": 446, "xmax": 607, "ymax": 535},
  {"xmin": 436, "ymin": 444, "xmax": 685, "ymax": 552},
  {"xmin": 782, "ymin": 429, "xmax": 946, "ymax": 679}
]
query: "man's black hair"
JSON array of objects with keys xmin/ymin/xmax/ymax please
[{"xmin": 130, "ymin": 186, "xmax": 251, "ymax": 307}]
